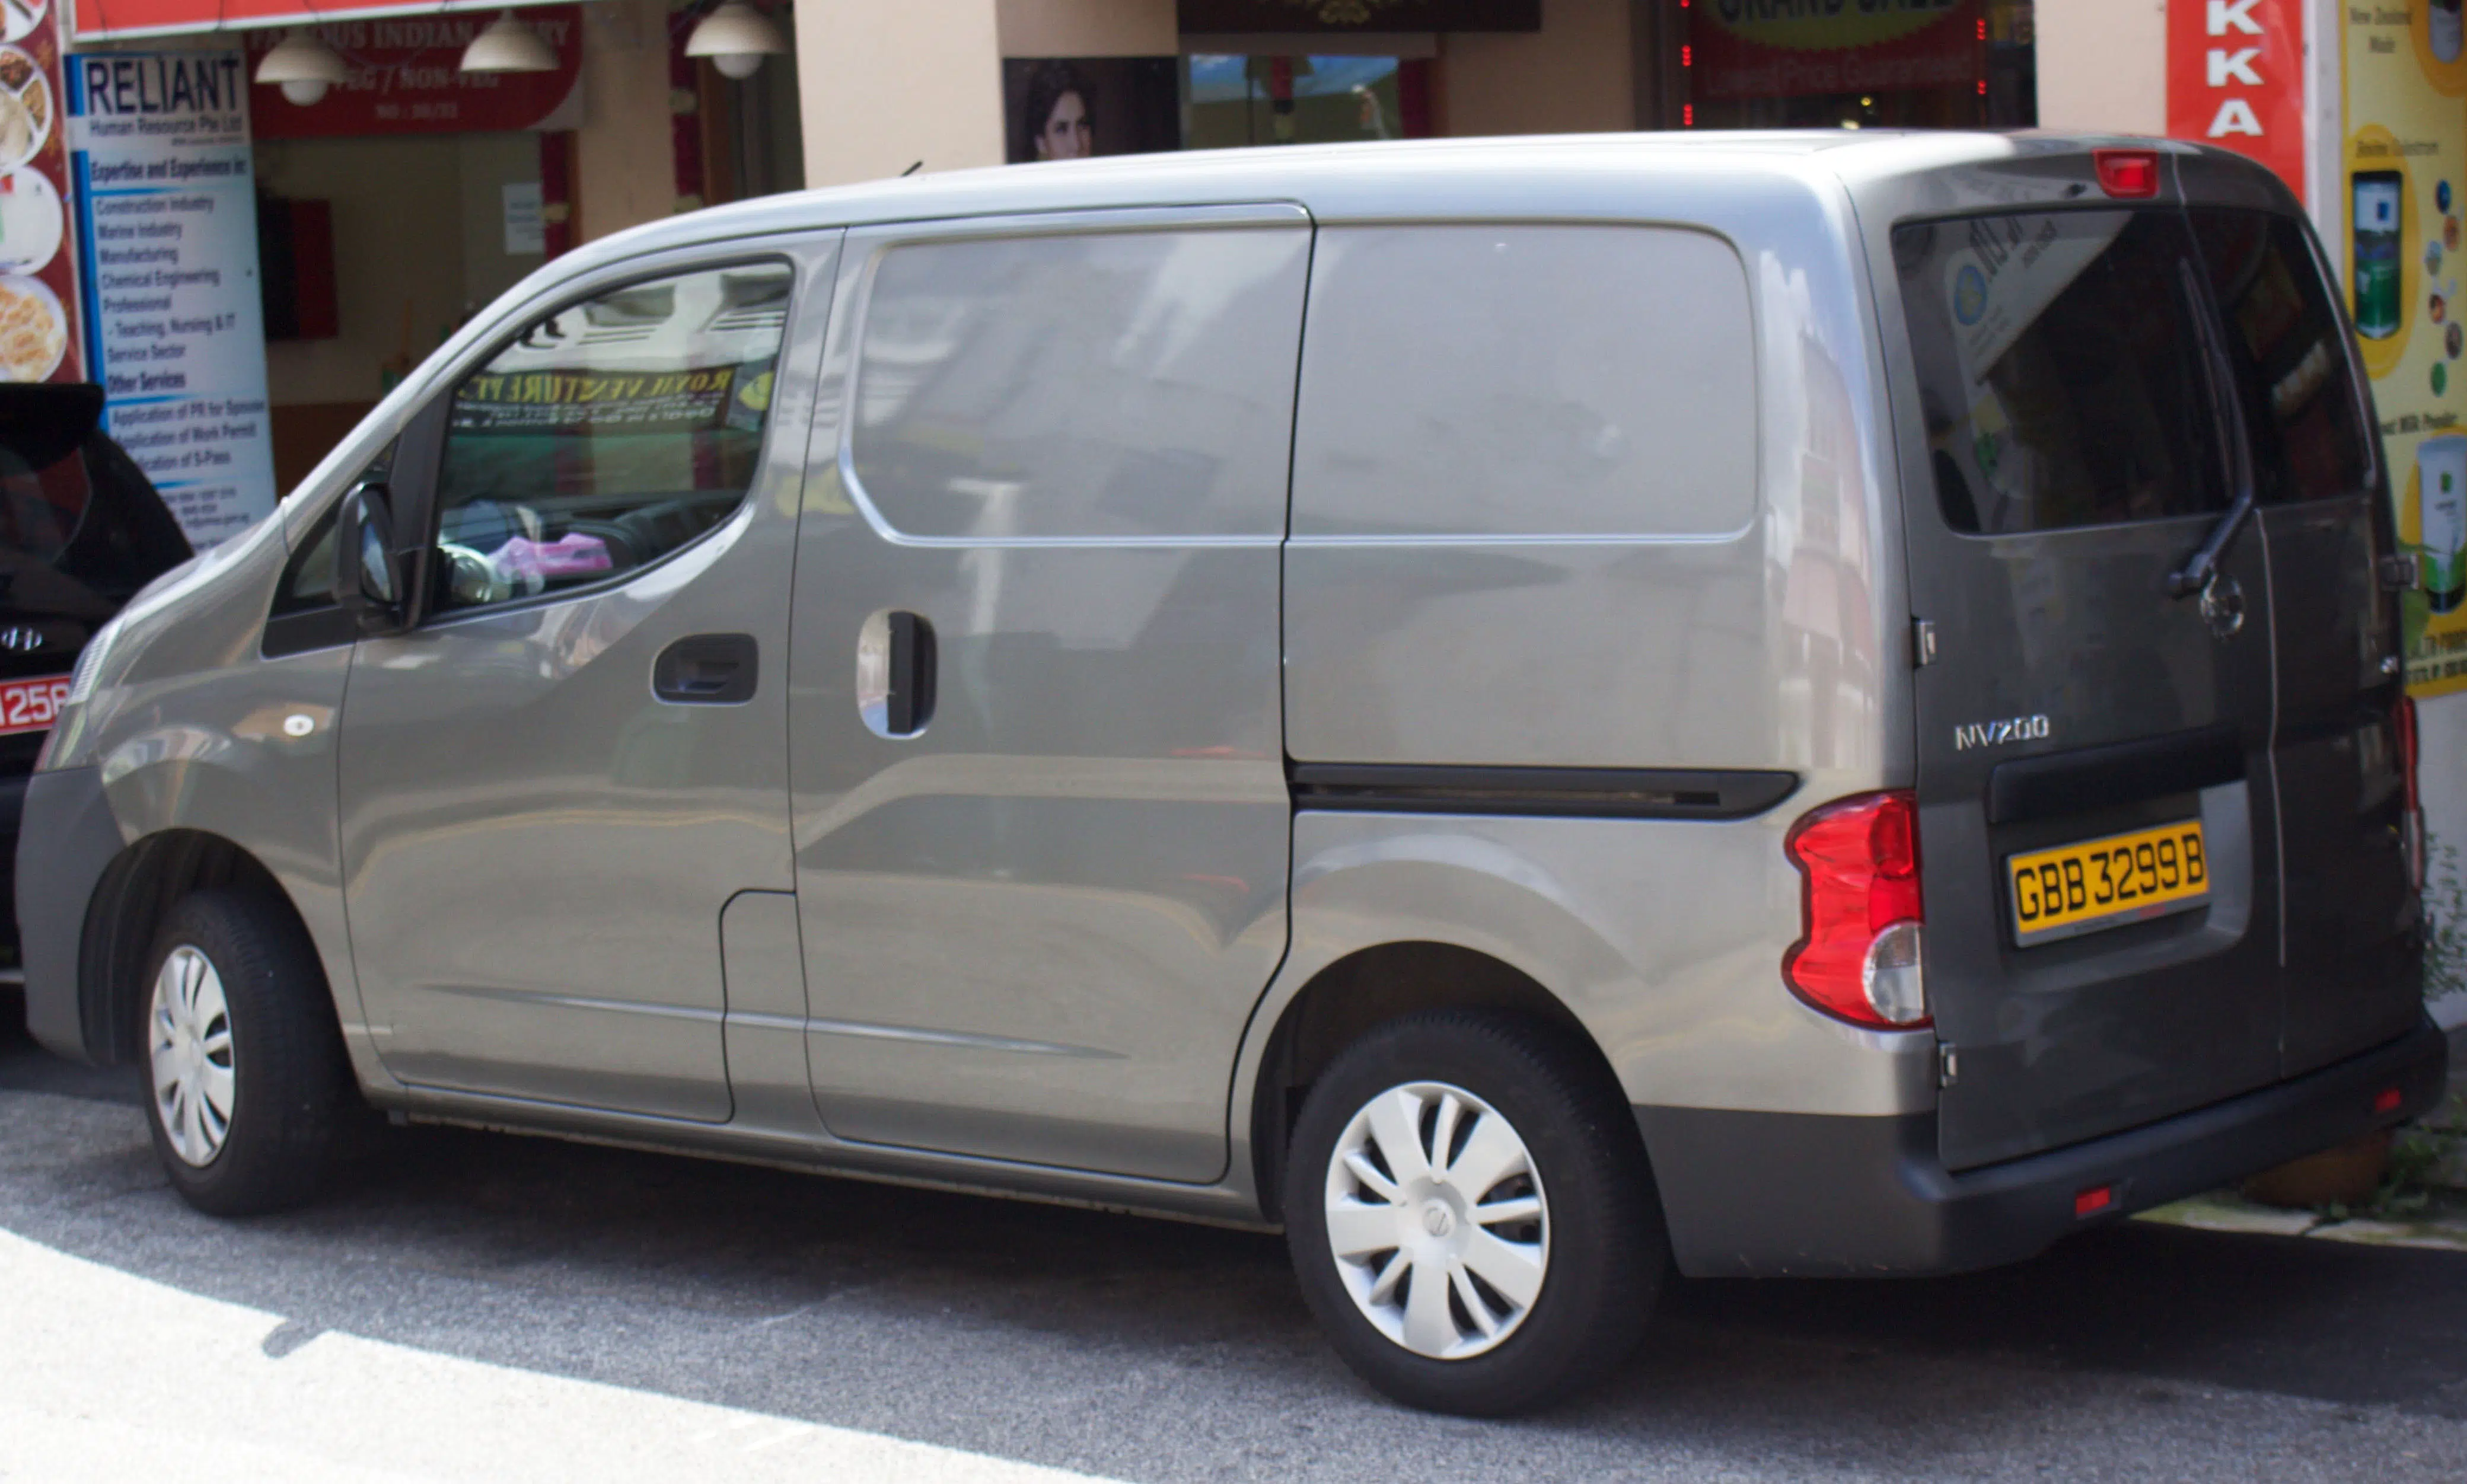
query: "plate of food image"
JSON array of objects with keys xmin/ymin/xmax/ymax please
[
  {"xmin": 0, "ymin": 167, "xmax": 61, "ymax": 272},
  {"xmin": 0, "ymin": 271, "xmax": 66, "ymax": 382},
  {"xmin": 0, "ymin": 46, "xmax": 50, "ymax": 174}
]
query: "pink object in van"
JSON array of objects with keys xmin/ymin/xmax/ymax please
[{"xmin": 493, "ymin": 533, "xmax": 614, "ymax": 582}]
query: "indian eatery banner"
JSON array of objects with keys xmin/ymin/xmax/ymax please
[
  {"xmin": 1688, "ymin": 0, "xmax": 1981, "ymax": 103},
  {"xmin": 0, "ymin": 0, "xmax": 84, "ymax": 384},
  {"xmin": 68, "ymin": 0, "xmax": 537, "ymax": 40},
  {"xmin": 65, "ymin": 49, "xmax": 276, "ymax": 547},
  {"xmin": 241, "ymin": 9, "xmax": 581, "ymax": 139}
]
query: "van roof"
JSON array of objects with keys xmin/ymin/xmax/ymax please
[{"xmin": 562, "ymin": 129, "xmax": 2223, "ymax": 271}]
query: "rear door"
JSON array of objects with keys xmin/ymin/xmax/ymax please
[
  {"xmin": 2181, "ymin": 175, "xmax": 2420, "ymax": 1078},
  {"xmin": 1888, "ymin": 199, "xmax": 2287, "ymax": 1171}
]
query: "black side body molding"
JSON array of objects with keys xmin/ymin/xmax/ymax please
[
  {"xmin": 1288, "ymin": 764, "xmax": 1800, "ymax": 821},
  {"xmin": 1987, "ymin": 723, "xmax": 2243, "ymax": 826}
]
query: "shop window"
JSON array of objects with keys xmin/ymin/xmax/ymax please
[
  {"xmin": 1181, "ymin": 54, "xmax": 1433, "ymax": 148},
  {"xmin": 1290, "ymin": 225, "xmax": 1756, "ymax": 540},
  {"xmin": 847, "ymin": 226, "xmax": 1310, "ymax": 540},
  {"xmin": 429, "ymin": 261, "xmax": 792, "ymax": 614}
]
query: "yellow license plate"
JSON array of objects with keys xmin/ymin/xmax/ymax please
[{"xmin": 2007, "ymin": 818, "xmax": 2210, "ymax": 946}]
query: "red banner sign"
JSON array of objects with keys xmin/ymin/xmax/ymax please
[
  {"xmin": 240, "ymin": 9, "xmax": 580, "ymax": 139},
  {"xmin": 1, "ymin": 0, "xmax": 81, "ymax": 385},
  {"xmin": 71, "ymin": 0, "xmax": 512, "ymax": 40},
  {"xmin": 1690, "ymin": 0, "xmax": 1981, "ymax": 103},
  {"xmin": 2166, "ymin": 0, "xmax": 2305, "ymax": 197}
]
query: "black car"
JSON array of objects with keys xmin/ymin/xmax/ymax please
[{"xmin": 0, "ymin": 383, "xmax": 192, "ymax": 991}]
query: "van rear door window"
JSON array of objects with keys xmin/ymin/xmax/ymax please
[
  {"xmin": 1894, "ymin": 210, "xmax": 2231, "ymax": 535},
  {"xmin": 2187, "ymin": 207, "xmax": 2378, "ymax": 505}
]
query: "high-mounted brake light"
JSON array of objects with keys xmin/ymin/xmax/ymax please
[
  {"xmin": 1783, "ymin": 791, "xmax": 1929, "ymax": 1030},
  {"xmin": 2094, "ymin": 148, "xmax": 2160, "ymax": 199}
]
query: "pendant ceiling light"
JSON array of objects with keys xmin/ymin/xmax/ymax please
[
  {"xmin": 254, "ymin": 28, "xmax": 349, "ymax": 107},
  {"xmin": 460, "ymin": 11, "xmax": 559, "ymax": 75},
  {"xmin": 684, "ymin": 0, "xmax": 788, "ymax": 80}
]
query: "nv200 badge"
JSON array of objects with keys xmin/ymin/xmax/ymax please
[{"xmin": 1952, "ymin": 714, "xmax": 2051, "ymax": 751}]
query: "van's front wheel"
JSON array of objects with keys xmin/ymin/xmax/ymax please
[
  {"xmin": 1283, "ymin": 1010, "xmax": 1665, "ymax": 1415},
  {"xmin": 141, "ymin": 891, "xmax": 351, "ymax": 1216}
]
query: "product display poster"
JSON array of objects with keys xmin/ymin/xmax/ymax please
[
  {"xmin": 63, "ymin": 50, "xmax": 276, "ymax": 548},
  {"xmin": 2344, "ymin": 4, "xmax": 2467, "ymax": 696}
]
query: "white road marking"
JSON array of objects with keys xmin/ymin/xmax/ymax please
[{"xmin": 0, "ymin": 1227, "xmax": 1117, "ymax": 1483}]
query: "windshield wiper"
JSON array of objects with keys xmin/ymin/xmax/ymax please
[{"xmin": 2169, "ymin": 258, "xmax": 2255, "ymax": 599}]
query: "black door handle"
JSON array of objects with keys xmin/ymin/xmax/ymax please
[
  {"xmin": 654, "ymin": 633, "xmax": 758, "ymax": 704},
  {"xmin": 884, "ymin": 611, "xmax": 936, "ymax": 735}
]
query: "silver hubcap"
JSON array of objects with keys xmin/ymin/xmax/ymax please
[
  {"xmin": 1322, "ymin": 1081, "xmax": 1550, "ymax": 1360},
  {"xmin": 148, "ymin": 946, "xmax": 235, "ymax": 1167}
]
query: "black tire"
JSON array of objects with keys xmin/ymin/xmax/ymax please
[
  {"xmin": 138, "ymin": 889, "xmax": 352, "ymax": 1216},
  {"xmin": 1283, "ymin": 1009, "xmax": 1665, "ymax": 1415}
]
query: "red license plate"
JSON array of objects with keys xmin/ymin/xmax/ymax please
[{"xmin": 0, "ymin": 674, "xmax": 72, "ymax": 738}]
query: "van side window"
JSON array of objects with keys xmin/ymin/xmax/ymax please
[
  {"xmin": 2188, "ymin": 208, "xmax": 2378, "ymax": 506},
  {"xmin": 1894, "ymin": 210, "xmax": 2231, "ymax": 535},
  {"xmin": 1290, "ymin": 225, "xmax": 1755, "ymax": 538},
  {"xmin": 428, "ymin": 261, "xmax": 792, "ymax": 614},
  {"xmin": 847, "ymin": 226, "xmax": 1309, "ymax": 539}
]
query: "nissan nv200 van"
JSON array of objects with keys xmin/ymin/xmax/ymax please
[{"xmin": 17, "ymin": 133, "xmax": 2440, "ymax": 1415}]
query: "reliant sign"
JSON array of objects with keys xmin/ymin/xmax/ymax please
[{"xmin": 64, "ymin": 49, "xmax": 277, "ymax": 547}]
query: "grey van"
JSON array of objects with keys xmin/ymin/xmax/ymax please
[{"xmin": 16, "ymin": 133, "xmax": 2441, "ymax": 1415}]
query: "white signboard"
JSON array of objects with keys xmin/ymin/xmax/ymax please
[
  {"xmin": 65, "ymin": 50, "xmax": 276, "ymax": 548},
  {"xmin": 502, "ymin": 181, "xmax": 544, "ymax": 257}
]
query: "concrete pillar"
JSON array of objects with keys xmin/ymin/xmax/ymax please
[
  {"xmin": 796, "ymin": 0, "xmax": 1007, "ymax": 187},
  {"xmin": 575, "ymin": 0, "xmax": 677, "ymax": 241},
  {"xmin": 997, "ymin": 0, "xmax": 1178, "ymax": 56},
  {"xmin": 2035, "ymin": 0, "xmax": 2166, "ymax": 135},
  {"xmin": 1442, "ymin": 0, "xmax": 1635, "ymax": 138}
]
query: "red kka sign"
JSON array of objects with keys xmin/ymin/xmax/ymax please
[
  {"xmin": 240, "ymin": 9, "xmax": 581, "ymax": 138},
  {"xmin": 2167, "ymin": 0, "xmax": 2306, "ymax": 196}
]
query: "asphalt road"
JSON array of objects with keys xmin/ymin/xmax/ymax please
[{"xmin": 8, "ymin": 1011, "xmax": 2467, "ymax": 1482}]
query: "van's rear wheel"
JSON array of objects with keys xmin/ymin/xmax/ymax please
[
  {"xmin": 1283, "ymin": 1009, "xmax": 1665, "ymax": 1415},
  {"xmin": 141, "ymin": 891, "xmax": 350, "ymax": 1216}
]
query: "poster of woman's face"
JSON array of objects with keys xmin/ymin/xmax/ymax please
[{"xmin": 1005, "ymin": 58, "xmax": 1180, "ymax": 165}]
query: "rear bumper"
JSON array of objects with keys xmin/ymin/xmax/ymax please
[
  {"xmin": 1640, "ymin": 1019, "xmax": 2449, "ymax": 1278},
  {"xmin": 14, "ymin": 765, "xmax": 123, "ymax": 1063}
]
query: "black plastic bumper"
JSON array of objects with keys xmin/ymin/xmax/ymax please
[
  {"xmin": 1640, "ymin": 1019, "xmax": 2450, "ymax": 1278},
  {"xmin": 14, "ymin": 765, "xmax": 123, "ymax": 1063}
]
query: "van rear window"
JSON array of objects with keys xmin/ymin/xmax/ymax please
[
  {"xmin": 2188, "ymin": 207, "xmax": 2378, "ymax": 506},
  {"xmin": 1894, "ymin": 210, "xmax": 2231, "ymax": 535}
]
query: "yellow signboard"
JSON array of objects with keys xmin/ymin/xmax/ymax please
[{"xmin": 2345, "ymin": 2, "xmax": 2467, "ymax": 696}]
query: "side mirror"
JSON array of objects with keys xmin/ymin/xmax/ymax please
[{"xmin": 332, "ymin": 482, "xmax": 409, "ymax": 634}]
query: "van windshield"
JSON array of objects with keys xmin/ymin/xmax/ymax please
[{"xmin": 1894, "ymin": 209, "xmax": 2232, "ymax": 536}]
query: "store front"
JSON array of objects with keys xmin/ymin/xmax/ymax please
[{"xmin": 48, "ymin": 0, "xmax": 801, "ymax": 525}]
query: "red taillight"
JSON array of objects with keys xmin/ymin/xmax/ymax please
[
  {"xmin": 2094, "ymin": 148, "xmax": 2160, "ymax": 199},
  {"xmin": 2075, "ymin": 1185, "xmax": 2115, "ymax": 1218},
  {"xmin": 1783, "ymin": 790, "xmax": 1929, "ymax": 1029},
  {"xmin": 2375, "ymin": 1086, "xmax": 2405, "ymax": 1116}
]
